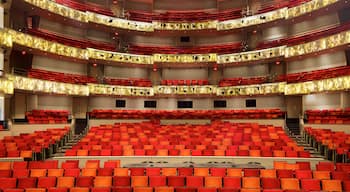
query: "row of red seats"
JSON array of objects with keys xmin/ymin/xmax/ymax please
[
  {"xmin": 256, "ymin": 21, "xmax": 350, "ymax": 49},
  {"xmin": 89, "ymin": 109, "xmax": 285, "ymax": 119},
  {"xmin": 28, "ymin": 69, "xmax": 98, "ymax": 85},
  {"xmin": 128, "ymin": 43, "xmax": 242, "ymax": 55},
  {"xmin": 26, "ymin": 109, "xmax": 70, "ymax": 124},
  {"xmin": 104, "ymin": 78, "xmax": 152, "ymax": 87},
  {"xmin": 54, "ymin": 0, "xmax": 114, "ymax": 16},
  {"xmin": 126, "ymin": 8, "xmax": 242, "ymax": 23},
  {"xmin": 218, "ymin": 77, "xmax": 273, "ymax": 87},
  {"xmin": 0, "ymin": 160, "xmax": 120, "ymax": 170},
  {"xmin": 305, "ymin": 108, "xmax": 350, "ymax": 124},
  {"xmin": 287, "ymin": 66, "xmax": 350, "ymax": 84},
  {"xmin": 160, "ymin": 80, "xmax": 209, "ymax": 86},
  {"xmin": 66, "ymin": 121, "xmax": 309, "ymax": 157},
  {"xmin": 0, "ymin": 161, "xmax": 349, "ymax": 192},
  {"xmin": 0, "ymin": 127, "xmax": 69, "ymax": 158},
  {"xmin": 304, "ymin": 127, "xmax": 350, "ymax": 162},
  {"xmin": 27, "ymin": 28, "xmax": 116, "ymax": 52}
]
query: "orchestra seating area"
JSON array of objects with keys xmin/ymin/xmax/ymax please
[
  {"xmin": 25, "ymin": 110, "xmax": 70, "ymax": 124},
  {"xmin": 88, "ymin": 109, "xmax": 285, "ymax": 119},
  {"xmin": 65, "ymin": 121, "xmax": 309, "ymax": 157},
  {"xmin": 104, "ymin": 78, "xmax": 152, "ymax": 87},
  {"xmin": 1, "ymin": 160, "xmax": 350, "ymax": 192},
  {"xmin": 127, "ymin": 43, "xmax": 242, "ymax": 55},
  {"xmin": 160, "ymin": 80, "xmax": 209, "ymax": 86},
  {"xmin": 305, "ymin": 109, "xmax": 350, "ymax": 124},
  {"xmin": 27, "ymin": 28, "xmax": 116, "ymax": 51},
  {"xmin": 28, "ymin": 69, "xmax": 98, "ymax": 85},
  {"xmin": 0, "ymin": 127, "xmax": 69, "ymax": 158}
]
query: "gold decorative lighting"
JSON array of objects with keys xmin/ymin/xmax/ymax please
[
  {"xmin": 154, "ymin": 85, "xmax": 216, "ymax": 95},
  {"xmin": 218, "ymin": 46, "xmax": 285, "ymax": 64},
  {"xmin": 218, "ymin": 8, "xmax": 287, "ymax": 31},
  {"xmin": 153, "ymin": 53, "xmax": 217, "ymax": 63},
  {"xmin": 10, "ymin": 75, "xmax": 89, "ymax": 96},
  {"xmin": 153, "ymin": 21, "xmax": 217, "ymax": 31},
  {"xmin": 88, "ymin": 84, "xmax": 154, "ymax": 96},
  {"xmin": 88, "ymin": 48, "xmax": 153, "ymax": 65}
]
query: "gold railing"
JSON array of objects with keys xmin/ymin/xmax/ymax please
[
  {"xmin": 153, "ymin": 21, "xmax": 217, "ymax": 31},
  {"xmin": 87, "ymin": 12, "xmax": 154, "ymax": 32},
  {"xmin": 153, "ymin": 53, "xmax": 217, "ymax": 63},
  {"xmin": 217, "ymin": 46, "xmax": 285, "ymax": 64},
  {"xmin": 8, "ymin": 30, "xmax": 88, "ymax": 60},
  {"xmin": 87, "ymin": 48, "xmax": 153, "ymax": 65},
  {"xmin": 1, "ymin": 28, "xmax": 350, "ymax": 65},
  {"xmin": 9, "ymin": 75, "xmax": 89, "ymax": 96},
  {"xmin": 216, "ymin": 82, "xmax": 286, "ymax": 96},
  {"xmin": 218, "ymin": 8, "xmax": 287, "ymax": 31},
  {"xmin": 285, "ymin": 30, "xmax": 350, "ymax": 58},
  {"xmin": 23, "ymin": 0, "xmax": 340, "ymax": 32},
  {"xmin": 1, "ymin": 75, "xmax": 349, "ymax": 96},
  {"xmin": 88, "ymin": 84, "xmax": 154, "ymax": 96},
  {"xmin": 286, "ymin": 0, "xmax": 339, "ymax": 19},
  {"xmin": 285, "ymin": 76, "xmax": 350, "ymax": 95},
  {"xmin": 154, "ymin": 85, "xmax": 216, "ymax": 95}
]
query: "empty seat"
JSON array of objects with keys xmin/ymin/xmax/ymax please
[
  {"xmin": 94, "ymin": 176, "xmax": 112, "ymax": 187},
  {"xmin": 57, "ymin": 176, "xmax": 75, "ymax": 188},
  {"xmin": 76, "ymin": 176, "xmax": 94, "ymax": 187},
  {"xmin": 300, "ymin": 179, "xmax": 321, "ymax": 191},
  {"xmin": 37, "ymin": 177, "xmax": 57, "ymax": 188},
  {"xmin": 204, "ymin": 176, "xmax": 222, "ymax": 188},
  {"xmin": 242, "ymin": 177, "xmax": 260, "ymax": 189},
  {"xmin": 131, "ymin": 176, "xmax": 148, "ymax": 187},
  {"xmin": 321, "ymin": 179, "xmax": 342, "ymax": 192},
  {"xmin": 168, "ymin": 176, "xmax": 185, "ymax": 187},
  {"xmin": 113, "ymin": 176, "xmax": 131, "ymax": 187},
  {"xmin": 280, "ymin": 178, "xmax": 300, "ymax": 190}
]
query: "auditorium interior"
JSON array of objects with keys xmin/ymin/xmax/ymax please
[{"xmin": 0, "ymin": 0, "xmax": 349, "ymax": 191}]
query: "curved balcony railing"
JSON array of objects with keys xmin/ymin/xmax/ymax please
[
  {"xmin": 23, "ymin": 0, "xmax": 341, "ymax": 32},
  {"xmin": 1, "ymin": 73, "xmax": 349, "ymax": 97},
  {"xmin": 2, "ymin": 28, "xmax": 350, "ymax": 65}
]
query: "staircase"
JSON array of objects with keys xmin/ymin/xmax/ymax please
[
  {"xmin": 285, "ymin": 118, "xmax": 324, "ymax": 159},
  {"xmin": 51, "ymin": 134, "xmax": 84, "ymax": 158},
  {"xmin": 286, "ymin": 118, "xmax": 300, "ymax": 136}
]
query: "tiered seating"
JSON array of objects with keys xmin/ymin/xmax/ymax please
[
  {"xmin": 304, "ymin": 127, "xmax": 350, "ymax": 162},
  {"xmin": 26, "ymin": 110, "xmax": 70, "ymax": 124},
  {"xmin": 104, "ymin": 78, "xmax": 152, "ymax": 87},
  {"xmin": 256, "ymin": 0, "xmax": 310, "ymax": 14},
  {"xmin": 161, "ymin": 80, "xmax": 209, "ymax": 86},
  {"xmin": 305, "ymin": 109, "xmax": 350, "ymax": 124},
  {"xmin": 66, "ymin": 121, "xmax": 309, "ymax": 157},
  {"xmin": 128, "ymin": 43, "xmax": 242, "ymax": 55},
  {"xmin": 0, "ymin": 127, "xmax": 70, "ymax": 158},
  {"xmin": 27, "ymin": 28, "xmax": 116, "ymax": 51},
  {"xmin": 28, "ymin": 69, "xmax": 98, "ymax": 85},
  {"xmin": 286, "ymin": 66, "xmax": 350, "ymax": 83},
  {"xmin": 55, "ymin": 0, "xmax": 115, "ymax": 16},
  {"xmin": 89, "ymin": 109, "xmax": 285, "ymax": 119},
  {"xmin": 256, "ymin": 21, "xmax": 350, "ymax": 49}
]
